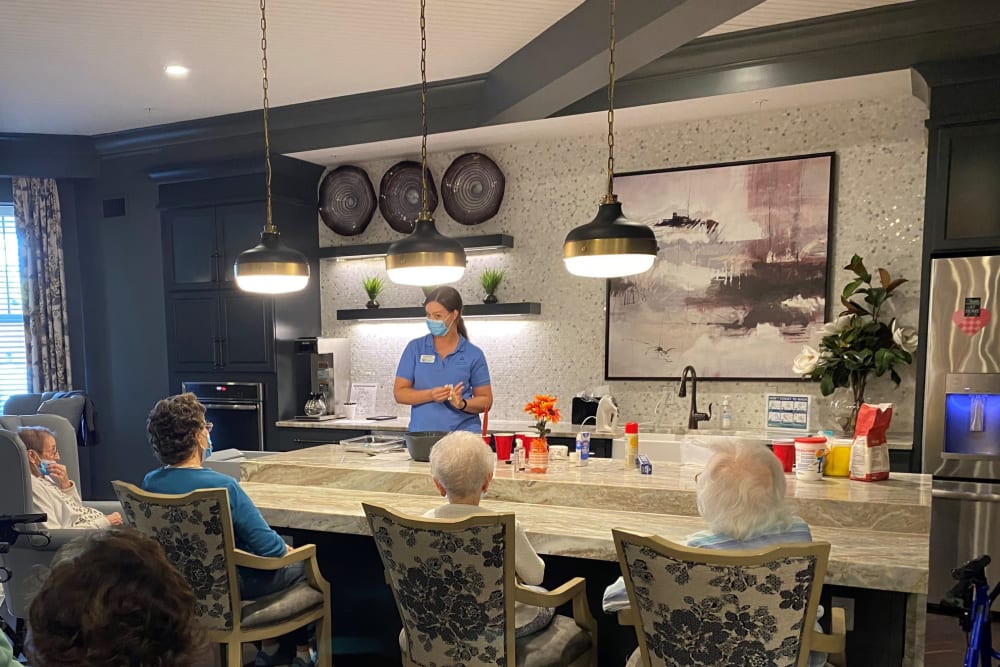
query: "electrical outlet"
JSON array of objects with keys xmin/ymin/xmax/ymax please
[{"xmin": 831, "ymin": 595, "xmax": 855, "ymax": 631}]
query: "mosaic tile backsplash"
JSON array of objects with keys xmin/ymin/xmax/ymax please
[{"xmin": 319, "ymin": 94, "xmax": 928, "ymax": 437}]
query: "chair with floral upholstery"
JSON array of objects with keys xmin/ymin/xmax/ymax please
[
  {"xmin": 362, "ymin": 502, "xmax": 597, "ymax": 667},
  {"xmin": 112, "ymin": 481, "xmax": 333, "ymax": 667},
  {"xmin": 612, "ymin": 529, "xmax": 846, "ymax": 667}
]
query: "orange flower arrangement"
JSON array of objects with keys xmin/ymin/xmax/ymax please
[{"xmin": 524, "ymin": 394, "xmax": 560, "ymax": 438}]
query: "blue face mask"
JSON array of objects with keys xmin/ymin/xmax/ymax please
[
  {"xmin": 203, "ymin": 432, "xmax": 213, "ymax": 461},
  {"xmin": 426, "ymin": 317, "xmax": 451, "ymax": 337},
  {"xmin": 39, "ymin": 459, "xmax": 54, "ymax": 476}
]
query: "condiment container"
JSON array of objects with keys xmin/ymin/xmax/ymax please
[
  {"xmin": 823, "ymin": 437, "xmax": 852, "ymax": 477},
  {"xmin": 793, "ymin": 436, "xmax": 827, "ymax": 482}
]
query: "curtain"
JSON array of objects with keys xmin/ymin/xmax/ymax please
[{"xmin": 12, "ymin": 177, "xmax": 72, "ymax": 392}]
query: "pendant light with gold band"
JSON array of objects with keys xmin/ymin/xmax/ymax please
[
  {"xmin": 563, "ymin": 0, "xmax": 657, "ymax": 278},
  {"xmin": 234, "ymin": 0, "xmax": 310, "ymax": 294}
]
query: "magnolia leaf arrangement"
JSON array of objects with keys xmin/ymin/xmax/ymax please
[{"xmin": 793, "ymin": 254, "xmax": 918, "ymax": 403}]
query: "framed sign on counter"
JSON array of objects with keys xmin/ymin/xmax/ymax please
[
  {"xmin": 764, "ymin": 393, "xmax": 812, "ymax": 432},
  {"xmin": 349, "ymin": 383, "xmax": 378, "ymax": 419}
]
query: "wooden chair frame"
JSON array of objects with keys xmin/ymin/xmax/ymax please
[
  {"xmin": 612, "ymin": 529, "xmax": 846, "ymax": 667},
  {"xmin": 362, "ymin": 502, "xmax": 597, "ymax": 667},
  {"xmin": 113, "ymin": 481, "xmax": 333, "ymax": 667}
]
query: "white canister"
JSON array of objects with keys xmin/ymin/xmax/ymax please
[{"xmin": 793, "ymin": 436, "xmax": 827, "ymax": 482}]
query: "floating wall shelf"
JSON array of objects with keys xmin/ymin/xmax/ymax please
[
  {"xmin": 318, "ymin": 234, "xmax": 514, "ymax": 260},
  {"xmin": 337, "ymin": 302, "xmax": 541, "ymax": 321}
]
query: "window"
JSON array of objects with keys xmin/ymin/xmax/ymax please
[{"xmin": 0, "ymin": 205, "xmax": 26, "ymax": 404}]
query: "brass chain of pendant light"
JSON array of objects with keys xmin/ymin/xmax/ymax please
[
  {"xmin": 604, "ymin": 0, "xmax": 616, "ymax": 204},
  {"xmin": 260, "ymin": 0, "xmax": 275, "ymax": 234},
  {"xmin": 419, "ymin": 0, "xmax": 430, "ymax": 219}
]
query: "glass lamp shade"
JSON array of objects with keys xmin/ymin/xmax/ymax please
[
  {"xmin": 233, "ymin": 230, "xmax": 310, "ymax": 294},
  {"xmin": 563, "ymin": 199, "xmax": 658, "ymax": 278},
  {"xmin": 385, "ymin": 217, "xmax": 466, "ymax": 286}
]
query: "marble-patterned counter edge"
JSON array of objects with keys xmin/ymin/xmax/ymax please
[
  {"xmin": 242, "ymin": 450, "xmax": 931, "ymax": 533},
  {"xmin": 275, "ymin": 419, "xmax": 913, "ymax": 449},
  {"xmin": 243, "ymin": 482, "xmax": 928, "ymax": 595}
]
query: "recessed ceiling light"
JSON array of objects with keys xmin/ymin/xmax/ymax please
[{"xmin": 164, "ymin": 65, "xmax": 190, "ymax": 79}]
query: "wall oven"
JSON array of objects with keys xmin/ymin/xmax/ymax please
[{"xmin": 182, "ymin": 381, "xmax": 264, "ymax": 452}]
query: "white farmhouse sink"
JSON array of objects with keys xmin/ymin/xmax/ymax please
[{"xmin": 610, "ymin": 432, "xmax": 768, "ymax": 465}]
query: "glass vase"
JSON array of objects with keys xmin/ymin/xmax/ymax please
[{"xmin": 527, "ymin": 436, "xmax": 548, "ymax": 473}]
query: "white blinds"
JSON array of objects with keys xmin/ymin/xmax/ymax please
[{"xmin": 0, "ymin": 205, "xmax": 27, "ymax": 404}]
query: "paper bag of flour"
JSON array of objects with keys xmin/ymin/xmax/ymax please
[{"xmin": 849, "ymin": 403, "xmax": 893, "ymax": 482}]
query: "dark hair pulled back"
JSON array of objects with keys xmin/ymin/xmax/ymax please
[{"xmin": 423, "ymin": 286, "xmax": 469, "ymax": 340}]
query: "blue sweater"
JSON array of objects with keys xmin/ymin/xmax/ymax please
[{"xmin": 142, "ymin": 467, "xmax": 286, "ymax": 559}]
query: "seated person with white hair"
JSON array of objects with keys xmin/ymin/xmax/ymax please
[
  {"xmin": 603, "ymin": 442, "xmax": 826, "ymax": 665},
  {"xmin": 424, "ymin": 431, "xmax": 545, "ymax": 586},
  {"xmin": 19, "ymin": 426, "xmax": 122, "ymax": 530}
]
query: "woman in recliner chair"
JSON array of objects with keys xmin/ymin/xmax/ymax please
[{"xmin": 19, "ymin": 426, "xmax": 122, "ymax": 530}]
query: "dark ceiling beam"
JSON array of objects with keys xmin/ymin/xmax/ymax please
[
  {"xmin": 556, "ymin": 0, "xmax": 1000, "ymax": 117},
  {"xmin": 485, "ymin": 0, "xmax": 766, "ymax": 125},
  {"xmin": 93, "ymin": 75, "xmax": 488, "ymax": 160},
  {"xmin": 89, "ymin": 0, "xmax": 1000, "ymax": 162}
]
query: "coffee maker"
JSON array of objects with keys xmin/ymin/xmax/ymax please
[{"xmin": 295, "ymin": 337, "xmax": 352, "ymax": 416}]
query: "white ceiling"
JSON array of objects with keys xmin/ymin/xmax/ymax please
[
  {"xmin": 289, "ymin": 70, "xmax": 915, "ymax": 165},
  {"xmin": 0, "ymin": 0, "xmax": 912, "ymax": 136}
]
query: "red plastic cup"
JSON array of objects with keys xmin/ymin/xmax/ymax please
[
  {"xmin": 772, "ymin": 441, "xmax": 795, "ymax": 473},
  {"xmin": 482, "ymin": 434, "xmax": 493, "ymax": 451},
  {"xmin": 494, "ymin": 433, "xmax": 513, "ymax": 462}
]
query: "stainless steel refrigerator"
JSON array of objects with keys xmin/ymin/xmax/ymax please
[{"xmin": 924, "ymin": 254, "xmax": 1000, "ymax": 603}]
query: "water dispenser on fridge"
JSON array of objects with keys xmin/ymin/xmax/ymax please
[{"xmin": 923, "ymin": 254, "xmax": 1000, "ymax": 604}]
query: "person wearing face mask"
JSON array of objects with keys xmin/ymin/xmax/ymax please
[
  {"xmin": 142, "ymin": 393, "xmax": 315, "ymax": 666},
  {"xmin": 18, "ymin": 426, "xmax": 122, "ymax": 530},
  {"xmin": 394, "ymin": 286, "xmax": 493, "ymax": 434}
]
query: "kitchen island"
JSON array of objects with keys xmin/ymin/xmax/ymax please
[{"xmin": 241, "ymin": 446, "xmax": 929, "ymax": 666}]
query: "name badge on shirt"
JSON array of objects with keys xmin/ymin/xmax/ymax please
[{"xmin": 419, "ymin": 354, "xmax": 435, "ymax": 363}]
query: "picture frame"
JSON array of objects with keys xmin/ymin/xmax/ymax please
[
  {"xmin": 764, "ymin": 393, "xmax": 812, "ymax": 433},
  {"xmin": 605, "ymin": 152, "xmax": 835, "ymax": 381}
]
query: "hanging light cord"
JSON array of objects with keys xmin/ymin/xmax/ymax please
[
  {"xmin": 419, "ymin": 0, "xmax": 430, "ymax": 219},
  {"xmin": 604, "ymin": 0, "xmax": 617, "ymax": 204},
  {"xmin": 260, "ymin": 0, "xmax": 275, "ymax": 233}
]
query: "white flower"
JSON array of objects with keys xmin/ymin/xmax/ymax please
[
  {"xmin": 892, "ymin": 320, "xmax": 919, "ymax": 353},
  {"xmin": 821, "ymin": 315, "xmax": 853, "ymax": 336},
  {"xmin": 792, "ymin": 345, "xmax": 820, "ymax": 375}
]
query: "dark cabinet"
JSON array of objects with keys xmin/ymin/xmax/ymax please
[
  {"xmin": 941, "ymin": 124, "xmax": 1000, "ymax": 246},
  {"xmin": 167, "ymin": 292, "xmax": 273, "ymax": 372},
  {"xmin": 163, "ymin": 202, "xmax": 264, "ymax": 289}
]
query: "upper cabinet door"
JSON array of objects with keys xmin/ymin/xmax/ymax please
[
  {"xmin": 217, "ymin": 202, "xmax": 267, "ymax": 286},
  {"xmin": 164, "ymin": 208, "xmax": 219, "ymax": 288},
  {"xmin": 219, "ymin": 292, "xmax": 274, "ymax": 372}
]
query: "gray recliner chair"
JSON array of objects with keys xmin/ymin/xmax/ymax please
[{"xmin": 0, "ymin": 415, "xmax": 119, "ymax": 654}]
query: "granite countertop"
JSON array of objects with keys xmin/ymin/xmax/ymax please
[
  {"xmin": 242, "ymin": 481, "xmax": 928, "ymax": 595},
  {"xmin": 242, "ymin": 447, "xmax": 931, "ymax": 533},
  {"xmin": 275, "ymin": 418, "xmax": 914, "ymax": 449}
]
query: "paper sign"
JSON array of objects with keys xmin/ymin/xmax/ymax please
[
  {"xmin": 764, "ymin": 393, "xmax": 811, "ymax": 432},
  {"xmin": 349, "ymin": 383, "xmax": 378, "ymax": 419},
  {"xmin": 953, "ymin": 308, "xmax": 991, "ymax": 336}
]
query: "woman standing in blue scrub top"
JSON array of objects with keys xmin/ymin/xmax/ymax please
[{"xmin": 394, "ymin": 286, "xmax": 493, "ymax": 433}]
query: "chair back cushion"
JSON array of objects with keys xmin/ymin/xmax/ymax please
[
  {"xmin": 113, "ymin": 481, "xmax": 238, "ymax": 632},
  {"xmin": 0, "ymin": 414, "xmax": 81, "ymax": 489},
  {"xmin": 364, "ymin": 503, "xmax": 515, "ymax": 667},
  {"xmin": 614, "ymin": 530, "xmax": 828, "ymax": 667},
  {"xmin": 0, "ymin": 430, "xmax": 32, "ymax": 515}
]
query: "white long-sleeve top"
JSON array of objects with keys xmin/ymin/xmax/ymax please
[
  {"xmin": 423, "ymin": 503, "xmax": 545, "ymax": 586},
  {"xmin": 31, "ymin": 476, "xmax": 110, "ymax": 530}
]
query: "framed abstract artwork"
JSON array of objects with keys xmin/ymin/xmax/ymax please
[{"xmin": 605, "ymin": 152, "xmax": 835, "ymax": 381}]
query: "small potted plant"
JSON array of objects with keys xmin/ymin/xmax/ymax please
[
  {"xmin": 480, "ymin": 268, "xmax": 505, "ymax": 304},
  {"xmin": 362, "ymin": 275, "xmax": 385, "ymax": 309}
]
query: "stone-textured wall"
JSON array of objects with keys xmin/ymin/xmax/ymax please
[{"xmin": 319, "ymin": 93, "xmax": 927, "ymax": 435}]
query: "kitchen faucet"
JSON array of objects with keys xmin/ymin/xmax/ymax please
[{"xmin": 678, "ymin": 365, "xmax": 712, "ymax": 429}]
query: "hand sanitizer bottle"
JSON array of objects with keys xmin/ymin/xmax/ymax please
[{"xmin": 721, "ymin": 395, "xmax": 732, "ymax": 429}]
